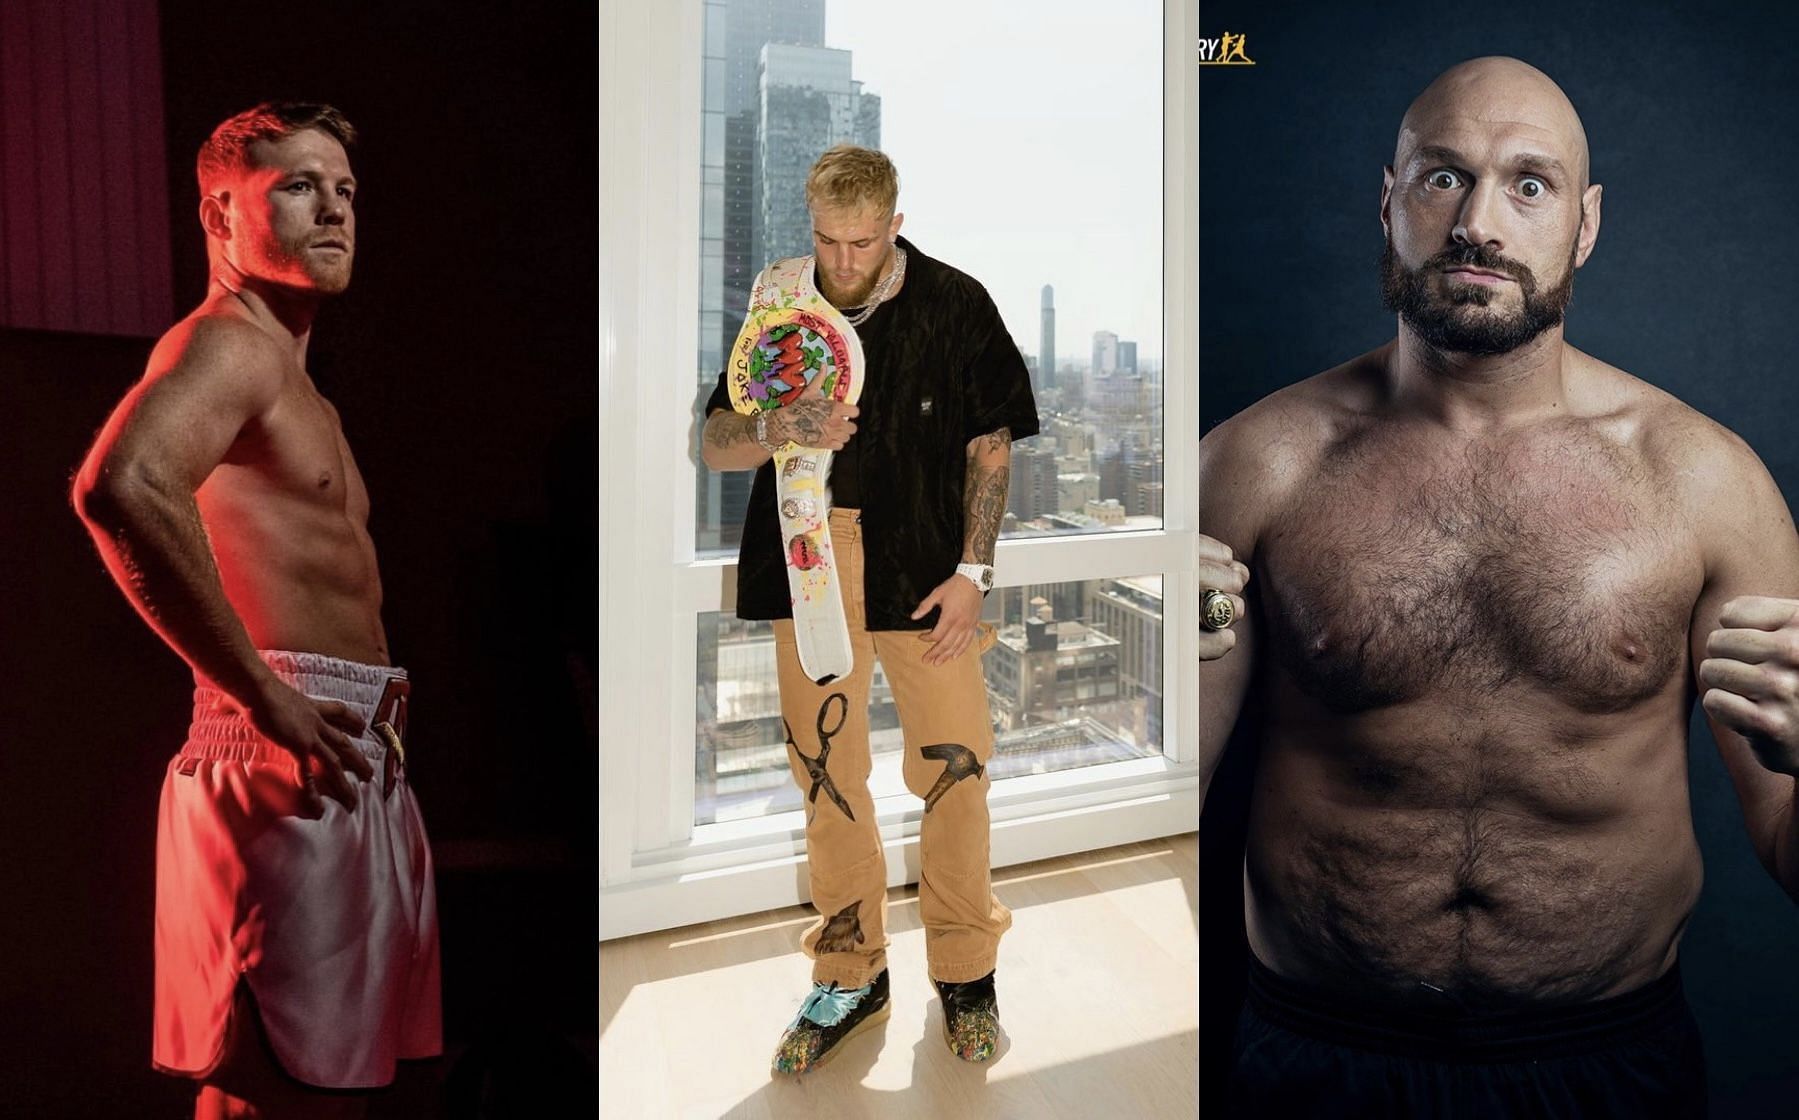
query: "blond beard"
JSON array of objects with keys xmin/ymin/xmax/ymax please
[{"xmin": 819, "ymin": 243, "xmax": 894, "ymax": 308}]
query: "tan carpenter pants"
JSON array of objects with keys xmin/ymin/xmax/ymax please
[{"xmin": 774, "ymin": 507, "xmax": 1012, "ymax": 988}]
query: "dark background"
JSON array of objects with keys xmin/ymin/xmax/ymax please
[
  {"xmin": 0, "ymin": 1, "xmax": 596, "ymax": 1115},
  {"xmin": 1199, "ymin": 2, "xmax": 1799, "ymax": 1115}
]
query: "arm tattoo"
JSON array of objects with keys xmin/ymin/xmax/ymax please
[
  {"xmin": 962, "ymin": 463, "xmax": 1010, "ymax": 566},
  {"xmin": 980, "ymin": 428, "xmax": 1012, "ymax": 455},
  {"xmin": 704, "ymin": 412, "xmax": 755, "ymax": 449}
]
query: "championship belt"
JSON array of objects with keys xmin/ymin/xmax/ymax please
[{"xmin": 727, "ymin": 256, "xmax": 864, "ymax": 685}]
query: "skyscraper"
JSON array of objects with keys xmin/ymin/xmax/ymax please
[
  {"xmin": 697, "ymin": 0, "xmax": 878, "ymax": 553},
  {"xmin": 756, "ymin": 43, "xmax": 882, "ymax": 266},
  {"xmin": 1039, "ymin": 284, "xmax": 1056, "ymax": 393},
  {"xmin": 1124, "ymin": 448, "xmax": 1163, "ymax": 515},
  {"xmin": 721, "ymin": 1, "xmax": 826, "ymax": 361},
  {"xmin": 1091, "ymin": 330, "xmax": 1119, "ymax": 377},
  {"xmin": 701, "ymin": 0, "xmax": 827, "ymax": 383},
  {"xmin": 1010, "ymin": 442, "xmax": 1060, "ymax": 521}
]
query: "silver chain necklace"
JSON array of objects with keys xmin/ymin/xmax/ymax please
[{"xmin": 839, "ymin": 246, "xmax": 907, "ymax": 327}]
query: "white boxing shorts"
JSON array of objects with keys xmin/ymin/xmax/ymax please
[{"xmin": 153, "ymin": 650, "xmax": 443, "ymax": 1089}]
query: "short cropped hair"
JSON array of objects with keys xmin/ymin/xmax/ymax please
[
  {"xmin": 805, "ymin": 145, "xmax": 899, "ymax": 218},
  {"xmin": 196, "ymin": 102, "xmax": 356, "ymax": 194}
]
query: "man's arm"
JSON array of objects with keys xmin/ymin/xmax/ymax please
[
  {"xmin": 911, "ymin": 427, "xmax": 1010, "ymax": 666},
  {"xmin": 961, "ymin": 427, "xmax": 1010, "ymax": 567},
  {"xmin": 72, "ymin": 316, "xmax": 372, "ymax": 812},
  {"xmin": 1197, "ymin": 413, "xmax": 1270, "ymax": 809},
  {"xmin": 1687, "ymin": 426, "xmax": 1799, "ymax": 903},
  {"xmin": 699, "ymin": 381, "xmax": 859, "ymax": 472}
]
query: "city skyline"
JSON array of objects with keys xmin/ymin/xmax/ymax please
[
  {"xmin": 691, "ymin": 0, "xmax": 1168, "ymax": 816},
  {"xmin": 825, "ymin": 0, "xmax": 1163, "ymax": 364},
  {"xmin": 695, "ymin": 0, "xmax": 1165, "ymax": 554},
  {"xmin": 701, "ymin": 0, "xmax": 1160, "ymax": 371}
]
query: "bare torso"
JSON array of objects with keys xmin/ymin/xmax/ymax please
[
  {"xmin": 1245, "ymin": 350, "xmax": 1707, "ymax": 1008},
  {"xmin": 194, "ymin": 312, "xmax": 388, "ymax": 666}
]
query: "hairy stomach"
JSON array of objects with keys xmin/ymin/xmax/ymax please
[{"xmin": 1244, "ymin": 767, "xmax": 1703, "ymax": 1007}]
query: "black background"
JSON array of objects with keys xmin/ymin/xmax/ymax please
[
  {"xmin": 0, "ymin": 1, "xmax": 596, "ymax": 1114},
  {"xmin": 1199, "ymin": 2, "xmax": 1799, "ymax": 1115}
]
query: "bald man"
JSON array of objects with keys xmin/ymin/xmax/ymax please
[{"xmin": 1201, "ymin": 57, "xmax": 1799, "ymax": 1117}]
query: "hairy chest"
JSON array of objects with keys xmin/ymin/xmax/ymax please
[{"xmin": 1258, "ymin": 428, "xmax": 1701, "ymax": 714}]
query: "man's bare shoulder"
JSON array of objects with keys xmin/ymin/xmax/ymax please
[
  {"xmin": 1571, "ymin": 349, "xmax": 1778, "ymax": 518},
  {"xmin": 146, "ymin": 306, "xmax": 292, "ymax": 395},
  {"xmin": 1199, "ymin": 348, "xmax": 1390, "ymax": 548},
  {"xmin": 1201, "ymin": 348, "xmax": 1388, "ymax": 486}
]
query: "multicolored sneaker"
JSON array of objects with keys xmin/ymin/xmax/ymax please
[
  {"xmin": 770, "ymin": 968, "xmax": 891, "ymax": 1075},
  {"xmin": 933, "ymin": 970, "xmax": 1000, "ymax": 1062}
]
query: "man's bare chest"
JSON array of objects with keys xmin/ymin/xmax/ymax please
[
  {"xmin": 1257, "ymin": 430, "xmax": 1702, "ymax": 714},
  {"xmin": 216, "ymin": 380, "xmax": 370, "ymax": 518}
]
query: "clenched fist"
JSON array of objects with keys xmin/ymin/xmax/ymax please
[{"xmin": 1700, "ymin": 595, "xmax": 1799, "ymax": 777}]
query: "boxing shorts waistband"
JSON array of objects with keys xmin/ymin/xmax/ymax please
[
  {"xmin": 1244, "ymin": 953, "xmax": 1688, "ymax": 1063},
  {"xmin": 183, "ymin": 650, "xmax": 409, "ymax": 766}
]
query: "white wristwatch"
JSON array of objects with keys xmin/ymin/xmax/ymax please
[{"xmin": 955, "ymin": 562, "xmax": 995, "ymax": 592}]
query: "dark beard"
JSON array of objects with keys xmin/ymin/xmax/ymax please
[{"xmin": 1379, "ymin": 233, "xmax": 1578, "ymax": 356}]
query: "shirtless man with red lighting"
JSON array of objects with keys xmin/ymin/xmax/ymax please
[
  {"xmin": 73, "ymin": 102, "xmax": 440, "ymax": 1120},
  {"xmin": 1200, "ymin": 58, "xmax": 1799, "ymax": 1116}
]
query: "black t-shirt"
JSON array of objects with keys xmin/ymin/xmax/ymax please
[
  {"xmin": 706, "ymin": 236, "xmax": 1040, "ymax": 630},
  {"xmin": 825, "ymin": 308, "xmax": 878, "ymax": 509}
]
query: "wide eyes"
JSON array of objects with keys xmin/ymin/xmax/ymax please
[{"xmin": 1423, "ymin": 169, "xmax": 1550, "ymax": 200}]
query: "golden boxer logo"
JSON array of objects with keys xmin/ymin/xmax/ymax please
[{"xmin": 1198, "ymin": 32, "xmax": 1256, "ymax": 66}]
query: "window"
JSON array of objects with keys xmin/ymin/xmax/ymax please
[
  {"xmin": 598, "ymin": 0, "xmax": 1197, "ymax": 939},
  {"xmin": 693, "ymin": 0, "xmax": 1165, "ymax": 557},
  {"xmin": 695, "ymin": 574, "xmax": 1164, "ymax": 828}
]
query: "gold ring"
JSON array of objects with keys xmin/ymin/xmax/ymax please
[{"xmin": 1201, "ymin": 588, "xmax": 1236, "ymax": 631}]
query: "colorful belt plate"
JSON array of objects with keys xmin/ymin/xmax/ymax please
[{"xmin": 727, "ymin": 256, "xmax": 864, "ymax": 684}]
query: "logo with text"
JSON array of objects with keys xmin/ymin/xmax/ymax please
[{"xmin": 1198, "ymin": 32, "xmax": 1255, "ymax": 66}]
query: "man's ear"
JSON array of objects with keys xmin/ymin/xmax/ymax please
[
  {"xmin": 888, "ymin": 211, "xmax": 904, "ymax": 242},
  {"xmin": 1380, "ymin": 166, "xmax": 1395, "ymax": 239},
  {"xmin": 200, "ymin": 192, "xmax": 232, "ymax": 241},
  {"xmin": 1574, "ymin": 183, "xmax": 1603, "ymax": 268}
]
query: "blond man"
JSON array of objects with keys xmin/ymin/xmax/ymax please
[{"xmin": 703, "ymin": 145, "xmax": 1038, "ymax": 1073}]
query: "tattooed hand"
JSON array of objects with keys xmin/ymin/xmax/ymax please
[{"xmin": 771, "ymin": 376, "xmax": 859, "ymax": 450}]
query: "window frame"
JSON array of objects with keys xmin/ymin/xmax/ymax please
[{"xmin": 599, "ymin": 0, "xmax": 1199, "ymax": 940}]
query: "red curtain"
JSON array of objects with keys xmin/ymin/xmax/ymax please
[{"xmin": 0, "ymin": 0, "xmax": 172, "ymax": 337}]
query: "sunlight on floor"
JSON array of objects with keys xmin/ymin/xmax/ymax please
[{"xmin": 601, "ymin": 835, "xmax": 1197, "ymax": 1118}]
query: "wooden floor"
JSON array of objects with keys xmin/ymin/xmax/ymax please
[{"xmin": 600, "ymin": 834, "xmax": 1198, "ymax": 1119}]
